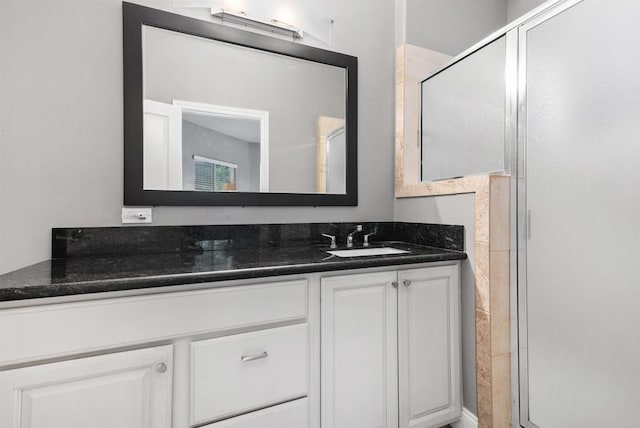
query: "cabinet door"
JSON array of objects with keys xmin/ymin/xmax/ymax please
[
  {"xmin": 321, "ymin": 271, "xmax": 398, "ymax": 428},
  {"xmin": 0, "ymin": 345, "xmax": 173, "ymax": 428},
  {"xmin": 398, "ymin": 265, "xmax": 461, "ymax": 428}
]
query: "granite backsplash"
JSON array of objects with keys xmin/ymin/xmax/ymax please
[{"xmin": 52, "ymin": 222, "xmax": 464, "ymax": 259}]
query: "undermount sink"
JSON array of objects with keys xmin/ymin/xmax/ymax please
[{"xmin": 327, "ymin": 247, "xmax": 410, "ymax": 257}]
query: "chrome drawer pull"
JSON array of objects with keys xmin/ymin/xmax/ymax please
[{"xmin": 241, "ymin": 351, "xmax": 269, "ymax": 363}]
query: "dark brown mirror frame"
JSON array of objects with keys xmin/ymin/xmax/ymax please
[{"xmin": 123, "ymin": 2, "xmax": 358, "ymax": 206}]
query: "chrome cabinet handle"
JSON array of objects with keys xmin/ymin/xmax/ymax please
[
  {"xmin": 241, "ymin": 351, "xmax": 269, "ymax": 363},
  {"xmin": 403, "ymin": 279, "xmax": 411, "ymax": 287},
  {"xmin": 392, "ymin": 281, "xmax": 399, "ymax": 288},
  {"xmin": 155, "ymin": 363, "xmax": 167, "ymax": 373}
]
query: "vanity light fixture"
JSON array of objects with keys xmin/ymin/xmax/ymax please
[{"xmin": 211, "ymin": 9, "xmax": 304, "ymax": 39}]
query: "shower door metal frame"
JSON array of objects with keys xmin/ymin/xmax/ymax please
[{"xmin": 514, "ymin": 1, "xmax": 586, "ymax": 427}]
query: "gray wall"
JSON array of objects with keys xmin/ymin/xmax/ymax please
[
  {"xmin": 0, "ymin": 0, "xmax": 396, "ymax": 274},
  {"xmin": 403, "ymin": 0, "xmax": 548, "ymax": 56},
  {"xmin": 507, "ymin": 0, "xmax": 548, "ymax": 21},
  {"xmin": 394, "ymin": 194, "xmax": 477, "ymax": 415},
  {"xmin": 405, "ymin": 0, "xmax": 508, "ymax": 56}
]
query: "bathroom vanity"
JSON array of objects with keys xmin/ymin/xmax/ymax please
[{"xmin": 0, "ymin": 222, "xmax": 465, "ymax": 428}]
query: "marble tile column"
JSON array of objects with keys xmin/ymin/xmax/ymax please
[{"xmin": 474, "ymin": 176, "xmax": 511, "ymax": 428}]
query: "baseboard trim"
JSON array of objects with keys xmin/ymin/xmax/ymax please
[{"xmin": 451, "ymin": 407, "xmax": 478, "ymax": 428}]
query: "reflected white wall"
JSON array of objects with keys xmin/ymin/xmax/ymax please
[{"xmin": 326, "ymin": 131, "xmax": 346, "ymax": 194}]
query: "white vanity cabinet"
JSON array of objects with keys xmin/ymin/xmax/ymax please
[
  {"xmin": 0, "ymin": 279, "xmax": 311, "ymax": 428},
  {"xmin": 0, "ymin": 345, "xmax": 173, "ymax": 428},
  {"xmin": 321, "ymin": 263, "xmax": 461, "ymax": 428},
  {"xmin": 0, "ymin": 261, "xmax": 460, "ymax": 428}
]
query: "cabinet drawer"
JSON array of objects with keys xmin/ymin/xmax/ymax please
[
  {"xmin": 202, "ymin": 398, "xmax": 308, "ymax": 428},
  {"xmin": 0, "ymin": 280, "xmax": 308, "ymax": 366},
  {"xmin": 191, "ymin": 323, "xmax": 308, "ymax": 425}
]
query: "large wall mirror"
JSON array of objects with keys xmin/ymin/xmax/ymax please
[{"xmin": 123, "ymin": 3, "xmax": 357, "ymax": 206}]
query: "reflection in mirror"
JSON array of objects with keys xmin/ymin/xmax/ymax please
[
  {"xmin": 143, "ymin": 100, "xmax": 268, "ymax": 192},
  {"xmin": 420, "ymin": 36, "xmax": 506, "ymax": 181},
  {"xmin": 142, "ymin": 25, "xmax": 346, "ymax": 194},
  {"xmin": 326, "ymin": 127, "xmax": 346, "ymax": 194},
  {"xmin": 184, "ymin": 106, "xmax": 265, "ymax": 193},
  {"xmin": 316, "ymin": 116, "xmax": 346, "ymax": 194}
]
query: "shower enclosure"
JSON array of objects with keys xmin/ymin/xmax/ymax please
[
  {"xmin": 516, "ymin": 1, "xmax": 640, "ymax": 426},
  {"xmin": 419, "ymin": 0, "xmax": 640, "ymax": 426}
]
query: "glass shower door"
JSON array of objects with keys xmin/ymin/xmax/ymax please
[{"xmin": 519, "ymin": 1, "xmax": 640, "ymax": 427}]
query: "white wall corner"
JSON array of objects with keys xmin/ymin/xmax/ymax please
[{"xmin": 451, "ymin": 407, "xmax": 478, "ymax": 428}]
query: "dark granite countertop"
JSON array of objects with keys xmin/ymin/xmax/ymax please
[{"xmin": 0, "ymin": 242, "xmax": 466, "ymax": 303}]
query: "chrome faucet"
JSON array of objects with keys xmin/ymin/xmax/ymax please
[
  {"xmin": 363, "ymin": 231, "xmax": 376, "ymax": 247},
  {"xmin": 346, "ymin": 225, "xmax": 362, "ymax": 248}
]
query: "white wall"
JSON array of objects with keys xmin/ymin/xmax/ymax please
[{"xmin": 0, "ymin": 0, "xmax": 397, "ymax": 274}]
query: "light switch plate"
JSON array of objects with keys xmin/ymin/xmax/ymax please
[{"xmin": 122, "ymin": 207, "xmax": 153, "ymax": 224}]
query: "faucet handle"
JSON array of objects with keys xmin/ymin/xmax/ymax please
[
  {"xmin": 321, "ymin": 233, "xmax": 337, "ymax": 249},
  {"xmin": 363, "ymin": 231, "xmax": 377, "ymax": 247}
]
